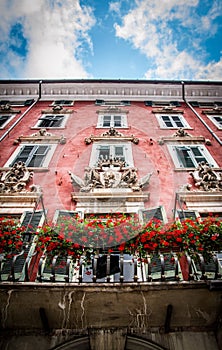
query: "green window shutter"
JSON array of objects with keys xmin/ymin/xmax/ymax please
[
  {"xmin": 1, "ymin": 211, "xmax": 45, "ymax": 281},
  {"xmin": 140, "ymin": 206, "xmax": 165, "ymax": 223},
  {"xmin": 175, "ymin": 146, "xmax": 195, "ymax": 168},
  {"xmin": 27, "ymin": 145, "xmax": 50, "ymax": 167},
  {"xmin": 177, "ymin": 210, "xmax": 197, "ymax": 221},
  {"xmin": 11, "ymin": 145, "xmax": 35, "ymax": 166},
  {"xmin": 144, "ymin": 101, "xmax": 153, "ymax": 106},
  {"xmin": 56, "ymin": 210, "xmax": 79, "ymax": 224},
  {"xmin": 11, "ymin": 145, "xmax": 50, "ymax": 167},
  {"xmin": 170, "ymin": 101, "xmax": 181, "ymax": 107},
  {"xmin": 39, "ymin": 115, "xmax": 64, "ymax": 127}
]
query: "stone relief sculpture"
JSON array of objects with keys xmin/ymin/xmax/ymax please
[
  {"xmin": 31, "ymin": 128, "xmax": 53, "ymax": 137},
  {"xmin": 0, "ymin": 162, "xmax": 34, "ymax": 193},
  {"xmin": 69, "ymin": 158, "xmax": 152, "ymax": 192},
  {"xmin": 0, "ymin": 103, "xmax": 12, "ymax": 111},
  {"xmin": 190, "ymin": 161, "xmax": 222, "ymax": 191},
  {"xmin": 173, "ymin": 128, "xmax": 191, "ymax": 137},
  {"xmin": 84, "ymin": 128, "xmax": 139, "ymax": 145}
]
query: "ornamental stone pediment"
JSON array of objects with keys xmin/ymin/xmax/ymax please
[
  {"xmin": 84, "ymin": 128, "xmax": 139, "ymax": 144},
  {"xmin": 41, "ymin": 105, "xmax": 73, "ymax": 114},
  {"xmin": 0, "ymin": 103, "xmax": 21, "ymax": 114},
  {"xmin": 69, "ymin": 158, "xmax": 152, "ymax": 193},
  {"xmin": 0, "ymin": 162, "xmax": 34, "ymax": 194},
  {"xmin": 152, "ymin": 106, "xmax": 184, "ymax": 113},
  {"xmin": 0, "ymin": 162, "xmax": 42, "ymax": 213},
  {"xmin": 96, "ymin": 106, "xmax": 129, "ymax": 114},
  {"xmin": 158, "ymin": 128, "xmax": 207, "ymax": 144},
  {"xmin": 14, "ymin": 128, "xmax": 66, "ymax": 144}
]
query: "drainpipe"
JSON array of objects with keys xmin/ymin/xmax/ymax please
[
  {"xmin": 181, "ymin": 81, "xmax": 222, "ymax": 146},
  {"xmin": 0, "ymin": 80, "xmax": 42, "ymax": 143}
]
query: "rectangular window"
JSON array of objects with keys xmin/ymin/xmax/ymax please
[
  {"xmin": 90, "ymin": 142, "xmax": 133, "ymax": 167},
  {"xmin": 0, "ymin": 115, "xmax": 13, "ymax": 128},
  {"xmin": 156, "ymin": 114, "xmax": 189, "ymax": 128},
  {"xmin": 52, "ymin": 100, "xmax": 73, "ymax": 106},
  {"xmin": 168, "ymin": 144, "xmax": 218, "ymax": 169},
  {"xmin": 97, "ymin": 114, "xmax": 127, "ymax": 128},
  {"xmin": 176, "ymin": 210, "xmax": 198, "ymax": 221},
  {"xmin": 0, "ymin": 99, "xmax": 34, "ymax": 107},
  {"xmin": 10, "ymin": 145, "xmax": 50, "ymax": 167},
  {"xmin": 5, "ymin": 144, "xmax": 57, "ymax": 168},
  {"xmin": 36, "ymin": 114, "xmax": 66, "ymax": 128},
  {"xmin": 98, "ymin": 145, "xmax": 125, "ymax": 162},
  {"xmin": 207, "ymin": 115, "xmax": 222, "ymax": 129}
]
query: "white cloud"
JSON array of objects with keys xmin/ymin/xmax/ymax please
[
  {"xmin": 109, "ymin": 2, "xmax": 121, "ymax": 15},
  {"xmin": 114, "ymin": 0, "xmax": 222, "ymax": 80},
  {"xmin": 0, "ymin": 0, "xmax": 95, "ymax": 78}
]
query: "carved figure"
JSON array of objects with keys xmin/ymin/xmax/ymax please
[
  {"xmin": 1, "ymin": 103, "xmax": 12, "ymax": 111},
  {"xmin": 102, "ymin": 128, "xmax": 123, "ymax": 137},
  {"xmin": 190, "ymin": 161, "xmax": 222, "ymax": 191},
  {"xmin": 173, "ymin": 128, "xmax": 191, "ymax": 137},
  {"xmin": 69, "ymin": 159, "xmax": 152, "ymax": 192},
  {"xmin": 0, "ymin": 162, "xmax": 33, "ymax": 193},
  {"xmin": 31, "ymin": 128, "xmax": 52, "ymax": 137}
]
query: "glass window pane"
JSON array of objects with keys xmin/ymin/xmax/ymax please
[
  {"xmin": 114, "ymin": 146, "xmax": 124, "ymax": 161},
  {"xmin": 11, "ymin": 146, "xmax": 35, "ymax": 166},
  {"xmin": 114, "ymin": 116, "xmax": 121, "ymax": 127},
  {"xmin": 0, "ymin": 115, "xmax": 9, "ymax": 127},
  {"xmin": 27, "ymin": 146, "xmax": 48, "ymax": 167},
  {"xmin": 172, "ymin": 116, "xmax": 183, "ymax": 127},
  {"xmin": 103, "ymin": 116, "xmax": 111, "ymax": 127},
  {"xmin": 99, "ymin": 146, "xmax": 110, "ymax": 159},
  {"xmin": 176, "ymin": 147, "xmax": 195, "ymax": 167}
]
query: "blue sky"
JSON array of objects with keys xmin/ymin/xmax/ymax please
[{"xmin": 0, "ymin": 0, "xmax": 221, "ymax": 80}]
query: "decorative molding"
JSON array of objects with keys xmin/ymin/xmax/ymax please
[
  {"xmin": 14, "ymin": 128, "xmax": 66, "ymax": 144},
  {"xmin": 41, "ymin": 105, "xmax": 74, "ymax": 114},
  {"xmin": 152, "ymin": 107, "xmax": 184, "ymax": 114},
  {"xmin": 0, "ymin": 103, "xmax": 21, "ymax": 114},
  {"xmin": 69, "ymin": 159, "xmax": 152, "ymax": 193},
  {"xmin": 177, "ymin": 191, "xmax": 222, "ymax": 212},
  {"xmin": 158, "ymin": 129, "xmax": 205, "ymax": 144},
  {"xmin": 189, "ymin": 162, "xmax": 222, "ymax": 192},
  {"xmin": 85, "ymin": 128, "xmax": 139, "ymax": 145},
  {"xmin": 96, "ymin": 106, "xmax": 129, "ymax": 114},
  {"xmin": 202, "ymin": 107, "xmax": 222, "ymax": 115},
  {"xmin": 0, "ymin": 162, "xmax": 35, "ymax": 194}
]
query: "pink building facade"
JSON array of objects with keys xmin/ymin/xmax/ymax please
[{"xmin": 0, "ymin": 80, "xmax": 222, "ymax": 350}]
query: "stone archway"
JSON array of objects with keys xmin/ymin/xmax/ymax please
[
  {"xmin": 126, "ymin": 336, "xmax": 167, "ymax": 350},
  {"xmin": 51, "ymin": 336, "xmax": 90, "ymax": 350},
  {"xmin": 51, "ymin": 334, "xmax": 167, "ymax": 350}
]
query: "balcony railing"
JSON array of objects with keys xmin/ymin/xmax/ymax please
[{"xmin": 1, "ymin": 247, "xmax": 221, "ymax": 284}]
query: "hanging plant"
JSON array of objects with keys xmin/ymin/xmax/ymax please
[{"xmin": 0, "ymin": 217, "xmax": 25, "ymax": 258}]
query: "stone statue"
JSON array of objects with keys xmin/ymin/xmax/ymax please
[
  {"xmin": 0, "ymin": 162, "xmax": 33, "ymax": 193},
  {"xmin": 69, "ymin": 159, "xmax": 152, "ymax": 192},
  {"xmin": 190, "ymin": 161, "xmax": 222, "ymax": 191}
]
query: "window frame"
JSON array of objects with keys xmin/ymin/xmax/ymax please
[
  {"xmin": 4, "ymin": 143, "xmax": 57, "ymax": 168},
  {"xmin": 168, "ymin": 144, "xmax": 218, "ymax": 169},
  {"xmin": 34, "ymin": 113, "xmax": 68, "ymax": 128},
  {"xmin": 51, "ymin": 100, "xmax": 74, "ymax": 106},
  {"xmin": 0, "ymin": 114, "xmax": 14, "ymax": 128},
  {"xmin": 89, "ymin": 141, "xmax": 134, "ymax": 168},
  {"xmin": 207, "ymin": 114, "xmax": 222, "ymax": 130},
  {"xmin": 97, "ymin": 113, "xmax": 128, "ymax": 128},
  {"xmin": 156, "ymin": 113, "xmax": 190, "ymax": 129}
]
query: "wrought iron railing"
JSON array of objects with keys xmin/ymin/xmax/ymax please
[{"xmin": 1, "ymin": 247, "xmax": 221, "ymax": 283}]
